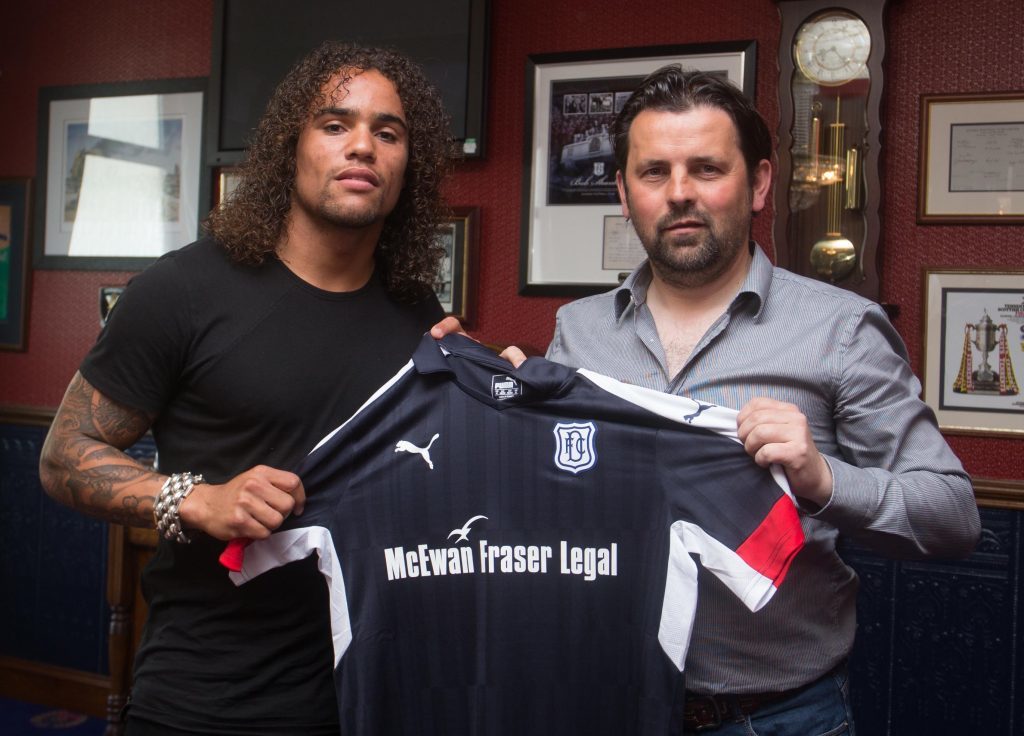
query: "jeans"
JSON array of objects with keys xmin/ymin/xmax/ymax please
[{"xmin": 684, "ymin": 667, "xmax": 856, "ymax": 736}]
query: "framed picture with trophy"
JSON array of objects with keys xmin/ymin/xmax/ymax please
[{"xmin": 922, "ymin": 268, "xmax": 1024, "ymax": 436}]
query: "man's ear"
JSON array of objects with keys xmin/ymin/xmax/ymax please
[{"xmin": 751, "ymin": 159, "xmax": 772, "ymax": 214}]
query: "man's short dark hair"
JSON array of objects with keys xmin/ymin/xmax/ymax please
[
  {"xmin": 206, "ymin": 41, "xmax": 454, "ymax": 301},
  {"xmin": 612, "ymin": 66, "xmax": 772, "ymax": 183}
]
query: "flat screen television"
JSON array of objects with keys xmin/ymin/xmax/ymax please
[{"xmin": 206, "ymin": 0, "xmax": 490, "ymax": 163}]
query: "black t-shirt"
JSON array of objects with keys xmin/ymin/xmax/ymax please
[{"xmin": 80, "ymin": 237, "xmax": 444, "ymax": 734}]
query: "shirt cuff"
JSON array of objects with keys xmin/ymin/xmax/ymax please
[{"xmin": 800, "ymin": 454, "xmax": 838, "ymax": 516}]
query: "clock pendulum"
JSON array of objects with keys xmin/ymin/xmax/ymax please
[{"xmin": 809, "ymin": 96, "xmax": 858, "ymax": 281}]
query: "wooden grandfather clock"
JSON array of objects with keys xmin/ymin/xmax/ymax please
[{"xmin": 774, "ymin": 0, "xmax": 891, "ymax": 303}]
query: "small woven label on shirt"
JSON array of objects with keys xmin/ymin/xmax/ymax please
[{"xmin": 491, "ymin": 374, "xmax": 521, "ymax": 401}]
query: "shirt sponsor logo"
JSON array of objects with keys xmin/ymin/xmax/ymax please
[
  {"xmin": 447, "ymin": 514, "xmax": 488, "ymax": 543},
  {"xmin": 491, "ymin": 374, "xmax": 521, "ymax": 400},
  {"xmin": 553, "ymin": 421, "xmax": 596, "ymax": 474},
  {"xmin": 383, "ymin": 515, "xmax": 617, "ymax": 582}
]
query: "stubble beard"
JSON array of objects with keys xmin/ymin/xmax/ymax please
[
  {"xmin": 634, "ymin": 202, "xmax": 750, "ymax": 289},
  {"xmin": 313, "ymin": 188, "xmax": 387, "ymax": 230},
  {"xmin": 291, "ymin": 176, "xmax": 392, "ymax": 231}
]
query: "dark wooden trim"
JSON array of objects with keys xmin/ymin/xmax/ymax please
[
  {"xmin": 0, "ymin": 656, "xmax": 109, "ymax": 718},
  {"xmin": 105, "ymin": 525, "xmax": 132, "ymax": 733},
  {"xmin": 3, "ymin": 405, "xmax": 1018, "ymax": 509},
  {"xmin": 974, "ymin": 477, "xmax": 1024, "ymax": 511},
  {"xmin": 105, "ymin": 525, "xmax": 157, "ymax": 736},
  {"xmin": 0, "ymin": 405, "xmax": 56, "ymax": 427}
]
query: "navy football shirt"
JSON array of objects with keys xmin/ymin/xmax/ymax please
[{"xmin": 230, "ymin": 334, "xmax": 804, "ymax": 735}]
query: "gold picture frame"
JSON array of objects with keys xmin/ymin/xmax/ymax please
[
  {"xmin": 213, "ymin": 165, "xmax": 242, "ymax": 208},
  {"xmin": 435, "ymin": 206, "xmax": 479, "ymax": 326},
  {"xmin": 918, "ymin": 92, "xmax": 1024, "ymax": 224}
]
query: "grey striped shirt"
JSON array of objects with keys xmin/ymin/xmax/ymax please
[{"xmin": 546, "ymin": 245, "xmax": 979, "ymax": 694}]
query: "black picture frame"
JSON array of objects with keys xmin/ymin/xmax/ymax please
[
  {"xmin": 33, "ymin": 78, "xmax": 208, "ymax": 271},
  {"xmin": 519, "ymin": 41, "xmax": 756, "ymax": 297},
  {"xmin": 0, "ymin": 178, "xmax": 31, "ymax": 350}
]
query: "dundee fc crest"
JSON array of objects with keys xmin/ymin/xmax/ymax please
[{"xmin": 553, "ymin": 421, "xmax": 597, "ymax": 474}]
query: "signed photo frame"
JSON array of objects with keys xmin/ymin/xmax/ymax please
[
  {"xmin": 435, "ymin": 206, "xmax": 479, "ymax": 326},
  {"xmin": 34, "ymin": 78, "xmax": 205, "ymax": 270},
  {"xmin": 519, "ymin": 41, "xmax": 756, "ymax": 296},
  {"xmin": 917, "ymin": 92, "xmax": 1024, "ymax": 224},
  {"xmin": 922, "ymin": 268, "xmax": 1024, "ymax": 436},
  {"xmin": 0, "ymin": 178, "xmax": 31, "ymax": 350}
]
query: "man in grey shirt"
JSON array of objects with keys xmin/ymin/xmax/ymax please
[{"xmin": 438, "ymin": 66, "xmax": 979, "ymax": 734}]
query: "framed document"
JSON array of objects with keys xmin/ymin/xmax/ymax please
[{"xmin": 918, "ymin": 92, "xmax": 1024, "ymax": 224}]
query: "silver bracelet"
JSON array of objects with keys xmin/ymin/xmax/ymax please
[{"xmin": 154, "ymin": 472, "xmax": 205, "ymax": 543}]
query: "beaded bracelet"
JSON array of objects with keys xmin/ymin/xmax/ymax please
[{"xmin": 154, "ymin": 472, "xmax": 205, "ymax": 543}]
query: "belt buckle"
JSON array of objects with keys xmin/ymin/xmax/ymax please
[{"xmin": 686, "ymin": 694, "xmax": 724, "ymax": 732}]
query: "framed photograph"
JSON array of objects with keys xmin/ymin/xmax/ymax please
[
  {"xmin": 519, "ymin": 41, "xmax": 756, "ymax": 296},
  {"xmin": 34, "ymin": 78, "xmax": 206, "ymax": 270},
  {"xmin": 0, "ymin": 178, "xmax": 31, "ymax": 350},
  {"xmin": 435, "ymin": 206, "xmax": 479, "ymax": 326},
  {"xmin": 922, "ymin": 268, "xmax": 1024, "ymax": 436},
  {"xmin": 917, "ymin": 92, "xmax": 1024, "ymax": 224},
  {"xmin": 213, "ymin": 165, "xmax": 242, "ymax": 209},
  {"xmin": 99, "ymin": 286, "xmax": 125, "ymax": 326}
]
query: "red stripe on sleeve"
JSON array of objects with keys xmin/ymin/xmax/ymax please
[{"xmin": 736, "ymin": 495, "xmax": 804, "ymax": 586}]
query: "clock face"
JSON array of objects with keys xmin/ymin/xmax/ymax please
[{"xmin": 794, "ymin": 11, "xmax": 871, "ymax": 86}]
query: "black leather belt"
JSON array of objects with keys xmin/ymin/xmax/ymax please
[{"xmin": 682, "ymin": 672, "xmax": 829, "ymax": 733}]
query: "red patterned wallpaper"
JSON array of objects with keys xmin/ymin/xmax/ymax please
[
  {"xmin": 879, "ymin": 0, "xmax": 1023, "ymax": 479},
  {"xmin": 1, "ymin": 0, "xmax": 1020, "ymax": 479}
]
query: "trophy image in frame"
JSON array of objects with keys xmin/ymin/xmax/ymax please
[{"xmin": 952, "ymin": 311, "xmax": 1019, "ymax": 396}]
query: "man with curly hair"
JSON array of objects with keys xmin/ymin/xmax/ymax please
[{"xmin": 40, "ymin": 42, "xmax": 453, "ymax": 734}]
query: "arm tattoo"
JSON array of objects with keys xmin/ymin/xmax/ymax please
[{"xmin": 40, "ymin": 373, "xmax": 161, "ymax": 527}]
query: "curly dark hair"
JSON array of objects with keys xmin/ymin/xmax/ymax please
[{"xmin": 205, "ymin": 41, "xmax": 455, "ymax": 301}]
